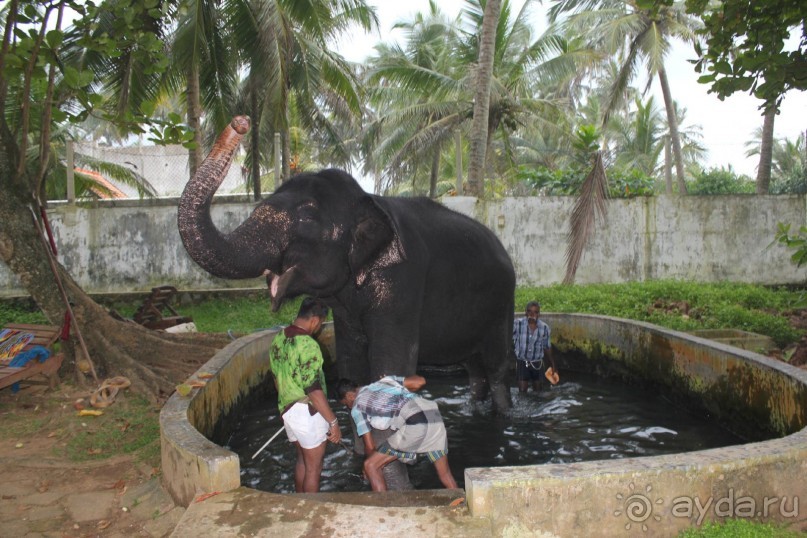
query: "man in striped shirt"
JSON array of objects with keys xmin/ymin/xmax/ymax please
[
  {"xmin": 513, "ymin": 301, "xmax": 557, "ymax": 393},
  {"xmin": 336, "ymin": 375, "xmax": 458, "ymax": 492}
]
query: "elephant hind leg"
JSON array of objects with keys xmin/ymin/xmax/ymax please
[
  {"xmin": 467, "ymin": 324, "xmax": 513, "ymax": 414},
  {"xmin": 466, "ymin": 353, "xmax": 512, "ymax": 414}
]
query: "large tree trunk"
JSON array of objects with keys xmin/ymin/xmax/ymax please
[
  {"xmin": 466, "ymin": 0, "xmax": 501, "ymax": 198},
  {"xmin": 657, "ymin": 67, "xmax": 687, "ymax": 194},
  {"xmin": 756, "ymin": 108, "xmax": 775, "ymax": 194},
  {"xmin": 0, "ymin": 186, "xmax": 229, "ymax": 402}
]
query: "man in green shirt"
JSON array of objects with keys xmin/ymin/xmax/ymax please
[{"xmin": 269, "ymin": 297, "xmax": 341, "ymax": 493}]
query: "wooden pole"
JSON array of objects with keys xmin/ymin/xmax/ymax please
[{"xmin": 28, "ymin": 205, "xmax": 99, "ymax": 385}]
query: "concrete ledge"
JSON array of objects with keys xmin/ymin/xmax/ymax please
[
  {"xmin": 465, "ymin": 314, "xmax": 807, "ymax": 535},
  {"xmin": 160, "ymin": 330, "xmax": 277, "ymax": 506}
]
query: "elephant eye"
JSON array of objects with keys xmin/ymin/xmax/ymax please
[{"xmin": 297, "ymin": 201, "xmax": 318, "ymax": 223}]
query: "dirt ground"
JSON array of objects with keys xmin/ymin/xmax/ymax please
[{"xmin": 0, "ymin": 383, "xmax": 181, "ymax": 538}]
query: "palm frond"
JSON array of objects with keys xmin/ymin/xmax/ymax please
[{"xmin": 563, "ymin": 151, "xmax": 608, "ymax": 284}]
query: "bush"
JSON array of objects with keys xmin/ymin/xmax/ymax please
[
  {"xmin": 515, "ymin": 166, "xmax": 655, "ymax": 198},
  {"xmin": 607, "ymin": 168, "xmax": 656, "ymax": 198},
  {"xmin": 689, "ymin": 167, "xmax": 755, "ymax": 195}
]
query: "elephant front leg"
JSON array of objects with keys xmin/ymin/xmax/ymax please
[
  {"xmin": 332, "ymin": 308, "xmax": 370, "ymax": 383},
  {"xmin": 465, "ymin": 357, "xmax": 490, "ymax": 402}
]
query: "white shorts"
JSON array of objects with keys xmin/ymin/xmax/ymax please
[{"xmin": 282, "ymin": 402, "xmax": 329, "ymax": 449}]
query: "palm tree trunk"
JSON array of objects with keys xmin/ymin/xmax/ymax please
[
  {"xmin": 186, "ymin": 65, "xmax": 203, "ymax": 178},
  {"xmin": 467, "ymin": 0, "xmax": 501, "ymax": 198},
  {"xmin": 756, "ymin": 108, "xmax": 775, "ymax": 194},
  {"xmin": 657, "ymin": 67, "xmax": 687, "ymax": 194},
  {"xmin": 429, "ymin": 143, "xmax": 441, "ymax": 198},
  {"xmin": 282, "ymin": 129, "xmax": 291, "ymax": 181},
  {"xmin": 250, "ymin": 88, "xmax": 262, "ymax": 200},
  {"xmin": 664, "ymin": 138, "xmax": 672, "ymax": 194}
]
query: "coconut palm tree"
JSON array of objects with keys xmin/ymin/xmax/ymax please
[
  {"xmin": 748, "ymin": 130, "xmax": 807, "ymax": 195},
  {"xmin": 229, "ymin": 0, "xmax": 376, "ymax": 194},
  {"xmin": 363, "ymin": 3, "xmax": 463, "ymax": 196},
  {"xmin": 365, "ymin": 0, "xmax": 577, "ymax": 196},
  {"xmin": 754, "ymin": 108, "xmax": 776, "ymax": 194},
  {"xmin": 163, "ymin": 0, "xmax": 239, "ymax": 176},
  {"xmin": 609, "ymin": 96, "xmax": 664, "ymax": 176},
  {"xmin": 549, "ymin": 0, "xmax": 701, "ymax": 194},
  {"xmin": 467, "ymin": 0, "xmax": 502, "ymax": 197}
]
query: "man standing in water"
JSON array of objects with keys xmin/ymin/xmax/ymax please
[
  {"xmin": 269, "ymin": 297, "xmax": 341, "ymax": 493},
  {"xmin": 336, "ymin": 375, "xmax": 458, "ymax": 492},
  {"xmin": 513, "ymin": 301, "xmax": 558, "ymax": 393}
]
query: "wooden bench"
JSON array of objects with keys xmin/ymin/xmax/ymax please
[
  {"xmin": 132, "ymin": 285, "xmax": 194, "ymax": 330},
  {"xmin": 0, "ymin": 323, "xmax": 64, "ymax": 391}
]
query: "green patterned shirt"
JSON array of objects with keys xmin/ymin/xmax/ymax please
[{"xmin": 269, "ymin": 326, "xmax": 327, "ymax": 413}]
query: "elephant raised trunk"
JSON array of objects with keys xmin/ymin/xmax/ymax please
[{"xmin": 178, "ymin": 116, "xmax": 286, "ymax": 280}]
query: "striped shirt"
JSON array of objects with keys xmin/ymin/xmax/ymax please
[
  {"xmin": 351, "ymin": 376, "xmax": 415, "ymax": 437},
  {"xmin": 513, "ymin": 317, "xmax": 551, "ymax": 362}
]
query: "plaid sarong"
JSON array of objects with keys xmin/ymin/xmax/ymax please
[{"xmin": 380, "ymin": 397, "xmax": 448, "ymax": 463}]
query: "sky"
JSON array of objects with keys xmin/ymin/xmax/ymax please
[{"xmin": 333, "ymin": 0, "xmax": 807, "ymax": 182}]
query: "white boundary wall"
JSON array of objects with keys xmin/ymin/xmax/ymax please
[{"xmin": 2, "ymin": 194, "xmax": 805, "ymax": 296}]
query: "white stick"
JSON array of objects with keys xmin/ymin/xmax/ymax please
[{"xmin": 251, "ymin": 425, "xmax": 286, "ymax": 460}]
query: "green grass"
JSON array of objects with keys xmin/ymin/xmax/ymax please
[
  {"xmin": 516, "ymin": 281, "xmax": 805, "ymax": 347},
  {"xmin": 2, "ymin": 281, "xmax": 806, "ymax": 346},
  {"xmin": 0, "ymin": 301, "xmax": 48, "ymax": 326},
  {"xmin": 64, "ymin": 394, "xmax": 161, "ymax": 465},
  {"xmin": 678, "ymin": 519, "xmax": 803, "ymax": 537},
  {"xmin": 179, "ymin": 294, "xmax": 304, "ymax": 334}
]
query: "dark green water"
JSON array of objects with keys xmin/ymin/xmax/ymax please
[{"xmin": 226, "ymin": 370, "xmax": 744, "ymax": 493}]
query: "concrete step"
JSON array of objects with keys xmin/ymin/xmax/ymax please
[{"xmin": 171, "ymin": 487, "xmax": 494, "ymax": 537}]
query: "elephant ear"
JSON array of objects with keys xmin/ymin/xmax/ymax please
[{"xmin": 349, "ymin": 196, "xmax": 406, "ymax": 287}]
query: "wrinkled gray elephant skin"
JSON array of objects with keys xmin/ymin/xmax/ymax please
[{"xmin": 178, "ymin": 117, "xmax": 516, "ymax": 413}]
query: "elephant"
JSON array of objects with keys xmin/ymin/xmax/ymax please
[{"xmin": 178, "ymin": 116, "xmax": 516, "ymax": 413}]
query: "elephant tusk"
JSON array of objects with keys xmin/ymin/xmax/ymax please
[{"xmin": 267, "ymin": 267, "xmax": 298, "ymax": 312}]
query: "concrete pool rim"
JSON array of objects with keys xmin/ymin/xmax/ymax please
[{"xmin": 159, "ymin": 313, "xmax": 807, "ymax": 535}]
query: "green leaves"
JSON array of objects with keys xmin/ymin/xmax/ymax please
[
  {"xmin": 686, "ymin": 0, "xmax": 806, "ymax": 107},
  {"xmin": 62, "ymin": 66, "xmax": 95, "ymax": 89},
  {"xmin": 774, "ymin": 223, "xmax": 807, "ymax": 268},
  {"xmin": 147, "ymin": 117, "xmax": 197, "ymax": 149}
]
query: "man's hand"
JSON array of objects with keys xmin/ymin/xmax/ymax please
[
  {"xmin": 326, "ymin": 421, "xmax": 342, "ymax": 444},
  {"xmin": 403, "ymin": 375, "xmax": 426, "ymax": 391}
]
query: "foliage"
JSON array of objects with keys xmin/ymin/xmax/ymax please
[
  {"xmin": 0, "ymin": 301, "xmax": 48, "ymax": 326},
  {"xmin": 773, "ymin": 223, "xmax": 807, "ymax": 268},
  {"xmin": 686, "ymin": 0, "xmax": 807, "ymax": 109},
  {"xmin": 678, "ymin": 518, "xmax": 803, "ymax": 537},
  {"xmin": 607, "ymin": 168, "xmax": 657, "ymax": 197},
  {"xmin": 687, "ymin": 167, "xmax": 755, "ymax": 194},
  {"xmin": 514, "ymin": 165, "xmax": 655, "ymax": 197},
  {"xmin": 363, "ymin": 0, "xmax": 578, "ymax": 195},
  {"xmin": 516, "ymin": 166, "xmax": 584, "ymax": 195},
  {"xmin": 549, "ymin": 0, "xmax": 702, "ymax": 192},
  {"xmin": 768, "ymin": 133, "xmax": 807, "ymax": 194}
]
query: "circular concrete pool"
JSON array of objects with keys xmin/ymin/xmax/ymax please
[{"xmin": 160, "ymin": 314, "xmax": 807, "ymax": 536}]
